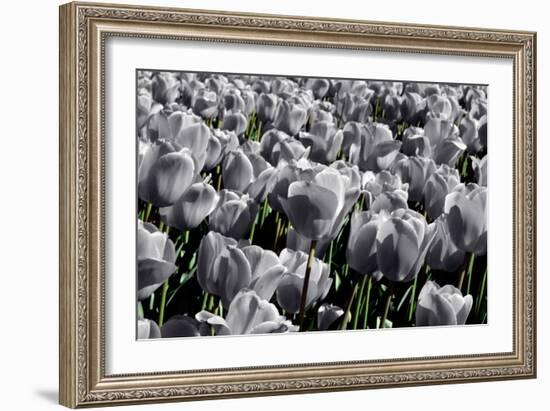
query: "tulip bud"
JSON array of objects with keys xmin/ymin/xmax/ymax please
[
  {"xmin": 192, "ymin": 89, "xmax": 218, "ymax": 119},
  {"xmin": 137, "ymin": 220, "xmax": 177, "ymax": 300},
  {"xmin": 416, "ymin": 281, "xmax": 473, "ymax": 326},
  {"xmin": 197, "ymin": 290, "xmax": 298, "ymax": 335},
  {"xmin": 317, "ymin": 304, "xmax": 345, "ymax": 331},
  {"xmin": 280, "ymin": 168, "xmax": 347, "ymax": 241},
  {"xmin": 423, "ymin": 164, "xmax": 460, "ymax": 220},
  {"xmin": 471, "ymin": 154, "xmax": 487, "ymax": 187},
  {"xmin": 273, "ymin": 100, "xmax": 308, "ymax": 136},
  {"xmin": 392, "ymin": 155, "xmax": 436, "ymax": 203},
  {"xmin": 444, "ymin": 183, "xmax": 487, "ymax": 255},
  {"xmin": 256, "ymin": 93, "xmax": 279, "ymax": 123},
  {"xmin": 137, "ymin": 148, "xmax": 195, "ymax": 207},
  {"xmin": 209, "ymin": 190, "xmax": 259, "ymax": 239},
  {"xmin": 346, "ymin": 211, "xmax": 386, "ymax": 274},
  {"xmin": 424, "ymin": 117, "xmax": 466, "ymax": 167},
  {"xmin": 221, "ymin": 111, "xmax": 248, "ymax": 136},
  {"xmin": 375, "ymin": 209, "xmax": 435, "ymax": 282},
  {"xmin": 137, "ymin": 318, "xmax": 161, "ymax": 339},
  {"xmin": 161, "ymin": 315, "xmax": 207, "ymax": 338},
  {"xmin": 160, "ymin": 182, "xmax": 218, "ymax": 231},
  {"xmin": 152, "ymin": 72, "xmax": 180, "ymax": 105},
  {"xmin": 222, "ymin": 150, "xmax": 254, "ymax": 192},
  {"xmin": 276, "ymin": 248, "xmax": 332, "ymax": 314},
  {"xmin": 426, "ymin": 215, "xmax": 466, "ymax": 272}
]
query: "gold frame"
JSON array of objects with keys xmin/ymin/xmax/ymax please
[{"xmin": 59, "ymin": 1, "xmax": 537, "ymax": 408}]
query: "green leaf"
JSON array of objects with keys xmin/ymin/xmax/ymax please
[
  {"xmin": 396, "ymin": 285, "xmax": 413, "ymax": 312},
  {"xmin": 334, "ymin": 271, "xmax": 341, "ymax": 292}
]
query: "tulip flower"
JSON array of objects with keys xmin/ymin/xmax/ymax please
[
  {"xmin": 221, "ymin": 111, "xmax": 248, "ymax": 136},
  {"xmin": 204, "ymin": 129, "xmax": 239, "ymax": 171},
  {"xmin": 426, "ymin": 94, "xmax": 462, "ymax": 123},
  {"xmin": 137, "ymin": 318, "xmax": 161, "ymax": 339},
  {"xmin": 137, "ymin": 89, "xmax": 162, "ymax": 130},
  {"xmin": 276, "ymin": 248, "xmax": 332, "ymax": 314},
  {"xmin": 375, "ymin": 209, "xmax": 435, "ymax": 282},
  {"xmin": 400, "ymin": 92, "xmax": 426, "ymax": 124},
  {"xmin": 346, "ymin": 211, "xmax": 387, "ymax": 275},
  {"xmin": 273, "ymin": 100, "xmax": 308, "ymax": 136},
  {"xmin": 259, "ymin": 129, "xmax": 291, "ymax": 164},
  {"xmin": 160, "ymin": 182, "xmax": 218, "ymax": 231},
  {"xmin": 197, "ymin": 289, "xmax": 298, "ymax": 335},
  {"xmin": 222, "ymin": 89, "xmax": 246, "ymax": 113},
  {"xmin": 426, "ymin": 215, "xmax": 466, "ymax": 272},
  {"xmin": 251, "ymin": 79, "xmax": 271, "ymax": 94},
  {"xmin": 272, "ymin": 78, "xmax": 296, "ymax": 98},
  {"xmin": 337, "ymin": 93, "xmax": 374, "ymax": 124},
  {"xmin": 317, "ymin": 304, "xmax": 345, "ymax": 331},
  {"xmin": 416, "ymin": 281, "xmax": 473, "ymax": 326},
  {"xmin": 161, "ymin": 315, "xmax": 208, "ymax": 338},
  {"xmin": 271, "ymin": 138, "xmax": 310, "ymax": 166},
  {"xmin": 370, "ymin": 190, "xmax": 408, "ymax": 213},
  {"xmin": 304, "ymin": 78, "xmax": 331, "ymax": 99},
  {"xmin": 137, "ymin": 146, "xmax": 195, "ymax": 207},
  {"xmin": 192, "ymin": 89, "xmax": 218, "ymax": 119},
  {"xmin": 362, "ymin": 170, "xmax": 409, "ymax": 208},
  {"xmin": 198, "ymin": 232, "xmax": 285, "ymax": 307},
  {"xmin": 206, "ymin": 75, "xmax": 227, "ymax": 95},
  {"xmin": 137, "ymin": 220, "xmax": 177, "ymax": 300},
  {"xmin": 209, "ymin": 190, "xmax": 259, "ymax": 240},
  {"xmin": 267, "ymin": 157, "xmax": 319, "ymax": 210},
  {"xmin": 197, "ymin": 231, "xmax": 251, "ymax": 307},
  {"xmin": 459, "ymin": 113, "xmax": 486, "ymax": 153},
  {"xmin": 280, "ymin": 167, "xmax": 348, "ymax": 241},
  {"xmin": 422, "ymin": 164, "xmax": 461, "ymax": 220},
  {"xmin": 423, "ymin": 117, "xmax": 467, "ymax": 167},
  {"xmin": 309, "ymin": 101, "xmax": 335, "ymax": 126},
  {"xmin": 401, "ymin": 127, "xmax": 432, "ymax": 158},
  {"xmin": 152, "ymin": 72, "xmax": 180, "ymax": 105},
  {"xmin": 444, "ymin": 183, "xmax": 487, "ymax": 255},
  {"xmin": 348, "ymin": 122, "xmax": 402, "ymax": 172},
  {"xmin": 222, "ymin": 150, "xmax": 254, "ymax": 192},
  {"xmin": 256, "ymin": 93, "xmax": 279, "ymax": 123},
  {"xmin": 471, "ymin": 154, "xmax": 487, "ymax": 186},
  {"xmin": 299, "ymin": 121, "xmax": 343, "ymax": 164},
  {"xmin": 392, "ymin": 155, "xmax": 437, "ymax": 203},
  {"xmin": 285, "ymin": 226, "xmax": 332, "ymax": 259},
  {"xmin": 222, "ymin": 149, "xmax": 277, "ymax": 202}
]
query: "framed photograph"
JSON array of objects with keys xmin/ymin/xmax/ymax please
[{"xmin": 59, "ymin": 1, "xmax": 537, "ymax": 408}]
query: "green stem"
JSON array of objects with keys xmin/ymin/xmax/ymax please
[
  {"xmin": 201, "ymin": 292, "xmax": 209, "ymax": 311},
  {"xmin": 260, "ymin": 198, "xmax": 269, "ymax": 226},
  {"xmin": 208, "ymin": 294, "xmax": 216, "ymax": 311},
  {"xmin": 380, "ymin": 284, "xmax": 394, "ymax": 329},
  {"xmin": 457, "ymin": 252, "xmax": 475, "ymax": 291},
  {"xmin": 352, "ymin": 275, "xmax": 368, "ymax": 329},
  {"xmin": 362, "ymin": 275, "xmax": 373, "ymax": 329},
  {"xmin": 144, "ymin": 202, "xmax": 153, "ymax": 222},
  {"xmin": 273, "ymin": 213, "xmax": 282, "ymax": 249},
  {"xmin": 257, "ymin": 120, "xmax": 263, "ymax": 141},
  {"xmin": 157, "ymin": 281, "xmax": 169, "ymax": 326},
  {"xmin": 465, "ymin": 252, "xmax": 476, "ymax": 295},
  {"xmin": 475, "ymin": 268, "xmax": 487, "ymax": 317},
  {"xmin": 249, "ymin": 213, "xmax": 259, "ymax": 243},
  {"xmin": 407, "ymin": 275, "xmax": 419, "ymax": 323},
  {"xmin": 340, "ymin": 280, "xmax": 360, "ymax": 330},
  {"xmin": 298, "ymin": 240, "xmax": 317, "ymax": 329},
  {"xmin": 216, "ymin": 165, "xmax": 222, "ymax": 192}
]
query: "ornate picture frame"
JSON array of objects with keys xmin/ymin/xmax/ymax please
[{"xmin": 59, "ymin": 1, "xmax": 536, "ymax": 407}]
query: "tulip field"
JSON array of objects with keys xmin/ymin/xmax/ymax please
[{"xmin": 136, "ymin": 70, "xmax": 487, "ymax": 338}]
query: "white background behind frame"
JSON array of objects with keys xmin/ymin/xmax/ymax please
[
  {"xmin": 105, "ymin": 36, "xmax": 513, "ymax": 374},
  {"xmin": 1, "ymin": 0, "xmax": 547, "ymax": 410}
]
